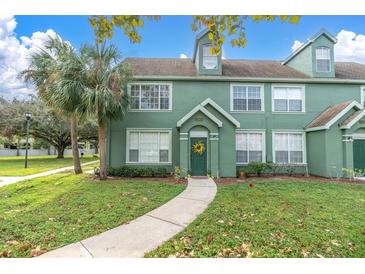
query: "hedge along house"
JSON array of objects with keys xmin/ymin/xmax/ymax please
[{"xmin": 107, "ymin": 29, "xmax": 365, "ymax": 178}]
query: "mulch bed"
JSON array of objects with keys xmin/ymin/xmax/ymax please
[
  {"xmin": 216, "ymin": 175, "xmax": 365, "ymax": 185},
  {"xmin": 90, "ymin": 175, "xmax": 187, "ymax": 185}
]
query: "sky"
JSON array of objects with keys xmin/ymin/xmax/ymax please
[{"xmin": 1, "ymin": 15, "xmax": 365, "ymax": 99}]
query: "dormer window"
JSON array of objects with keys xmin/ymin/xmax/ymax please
[
  {"xmin": 202, "ymin": 45, "xmax": 218, "ymax": 69},
  {"xmin": 316, "ymin": 47, "xmax": 331, "ymax": 72}
]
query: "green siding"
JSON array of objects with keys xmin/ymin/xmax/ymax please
[
  {"xmin": 307, "ymin": 130, "xmax": 327, "ymax": 177},
  {"xmin": 287, "ymin": 44, "xmax": 313, "ymax": 77},
  {"xmin": 108, "ymin": 79, "xmax": 364, "ymax": 178}
]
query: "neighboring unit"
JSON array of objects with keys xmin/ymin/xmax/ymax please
[{"xmin": 107, "ymin": 29, "xmax": 365, "ymax": 178}]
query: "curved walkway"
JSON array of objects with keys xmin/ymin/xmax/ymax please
[
  {"xmin": 0, "ymin": 161, "xmax": 98, "ymax": 187},
  {"xmin": 40, "ymin": 177, "xmax": 217, "ymax": 258}
]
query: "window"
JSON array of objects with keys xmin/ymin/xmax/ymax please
[
  {"xmin": 129, "ymin": 84, "xmax": 171, "ymax": 110},
  {"xmin": 236, "ymin": 132, "xmax": 265, "ymax": 164},
  {"xmin": 231, "ymin": 85, "xmax": 264, "ymax": 111},
  {"xmin": 316, "ymin": 47, "xmax": 331, "ymax": 72},
  {"xmin": 127, "ymin": 130, "xmax": 171, "ymax": 163},
  {"xmin": 273, "ymin": 132, "xmax": 305, "ymax": 164},
  {"xmin": 272, "ymin": 86, "xmax": 305, "ymax": 112},
  {"xmin": 202, "ymin": 45, "xmax": 218, "ymax": 69},
  {"xmin": 362, "ymin": 87, "xmax": 365, "ymax": 107}
]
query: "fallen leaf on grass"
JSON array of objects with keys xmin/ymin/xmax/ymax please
[
  {"xmin": 218, "ymin": 219, "xmax": 224, "ymax": 224},
  {"xmin": 18, "ymin": 242, "xmax": 32, "ymax": 251},
  {"xmin": 316, "ymin": 253, "xmax": 324, "ymax": 258},
  {"xmin": 207, "ymin": 234, "xmax": 214, "ymax": 245},
  {"xmin": 29, "ymin": 246, "xmax": 48, "ymax": 257},
  {"xmin": 6, "ymin": 240, "xmax": 19, "ymax": 245},
  {"xmin": 330, "ymin": 240, "xmax": 341, "ymax": 247},
  {"xmin": 1, "ymin": 250, "xmax": 10, "ymax": 258}
]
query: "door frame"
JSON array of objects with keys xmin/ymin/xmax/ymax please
[{"xmin": 189, "ymin": 130, "xmax": 209, "ymax": 176}]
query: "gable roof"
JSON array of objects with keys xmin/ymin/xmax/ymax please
[
  {"xmin": 201, "ymin": 98, "xmax": 240, "ymax": 127},
  {"xmin": 176, "ymin": 104, "xmax": 223, "ymax": 128},
  {"xmin": 282, "ymin": 28, "xmax": 337, "ymax": 65},
  {"xmin": 192, "ymin": 29, "xmax": 210, "ymax": 63},
  {"xmin": 176, "ymin": 98, "xmax": 241, "ymax": 128},
  {"xmin": 305, "ymin": 100, "xmax": 363, "ymax": 132},
  {"xmin": 124, "ymin": 58, "xmax": 365, "ymax": 80},
  {"xmin": 340, "ymin": 109, "xmax": 365, "ymax": 129}
]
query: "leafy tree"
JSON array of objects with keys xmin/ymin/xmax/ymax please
[
  {"xmin": 80, "ymin": 43, "xmax": 132, "ymax": 179},
  {"xmin": 21, "ymin": 37, "xmax": 86, "ymax": 173},
  {"xmin": 89, "ymin": 15, "xmax": 300, "ymax": 54},
  {"xmin": 0, "ymin": 98, "xmax": 98, "ymax": 158}
]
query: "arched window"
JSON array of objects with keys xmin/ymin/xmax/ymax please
[{"xmin": 316, "ymin": 47, "xmax": 331, "ymax": 72}]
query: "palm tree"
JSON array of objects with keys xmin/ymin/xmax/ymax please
[
  {"xmin": 81, "ymin": 43, "xmax": 132, "ymax": 180},
  {"xmin": 21, "ymin": 37, "xmax": 85, "ymax": 174}
]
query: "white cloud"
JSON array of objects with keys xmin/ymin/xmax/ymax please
[
  {"xmin": 291, "ymin": 40, "xmax": 303, "ymax": 52},
  {"xmin": 334, "ymin": 30, "xmax": 365, "ymax": 63},
  {"xmin": 179, "ymin": 53, "xmax": 188, "ymax": 59},
  {"xmin": 290, "ymin": 29, "xmax": 365, "ymax": 64},
  {"xmin": 0, "ymin": 16, "xmax": 65, "ymax": 100}
]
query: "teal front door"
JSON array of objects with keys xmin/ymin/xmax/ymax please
[
  {"xmin": 190, "ymin": 137, "xmax": 207, "ymax": 176},
  {"xmin": 353, "ymin": 139, "xmax": 365, "ymax": 171}
]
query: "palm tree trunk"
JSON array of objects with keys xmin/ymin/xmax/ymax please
[
  {"xmin": 98, "ymin": 121, "xmax": 107, "ymax": 180},
  {"xmin": 70, "ymin": 112, "xmax": 82, "ymax": 174}
]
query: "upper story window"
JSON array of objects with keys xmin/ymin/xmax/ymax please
[
  {"xmin": 316, "ymin": 47, "xmax": 331, "ymax": 72},
  {"xmin": 202, "ymin": 45, "xmax": 218, "ymax": 69},
  {"xmin": 129, "ymin": 83, "xmax": 171, "ymax": 111},
  {"xmin": 272, "ymin": 86, "xmax": 305, "ymax": 113},
  {"xmin": 231, "ymin": 84, "xmax": 264, "ymax": 112}
]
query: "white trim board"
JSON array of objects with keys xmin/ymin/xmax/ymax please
[
  {"xmin": 201, "ymin": 98, "xmax": 240, "ymax": 127},
  {"xmin": 177, "ymin": 104, "xmax": 223, "ymax": 128},
  {"xmin": 340, "ymin": 109, "xmax": 365, "ymax": 129}
]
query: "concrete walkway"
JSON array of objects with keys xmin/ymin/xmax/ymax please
[
  {"xmin": 40, "ymin": 177, "xmax": 217, "ymax": 258},
  {"xmin": 0, "ymin": 160, "xmax": 98, "ymax": 187}
]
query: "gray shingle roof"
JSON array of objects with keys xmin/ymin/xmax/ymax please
[
  {"xmin": 340, "ymin": 109, "xmax": 364, "ymax": 127},
  {"xmin": 124, "ymin": 58, "xmax": 365, "ymax": 80},
  {"xmin": 306, "ymin": 101, "xmax": 353, "ymax": 129}
]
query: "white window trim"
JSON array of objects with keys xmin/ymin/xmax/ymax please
[
  {"xmin": 235, "ymin": 129, "xmax": 266, "ymax": 164},
  {"xmin": 272, "ymin": 130, "xmax": 307, "ymax": 165},
  {"xmin": 271, "ymin": 84, "xmax": 306, "ymax": 113},
  {"xmin": 230, "ymin": 83, "xmax": 265, "ymax": 112},
  {"xmin": 361, "ymin": 86, "xmax": 365, "ymax": 107},
  {"xmin": 202, "ymin": 44, "xmax": 218, "ymax": 70},
  {"xmin": 126, "ymin": 128, "xmax": 172, "ymax": 165},
  {"xmin": 315, "ymin": 46, "xmax": 331, "ymax": 73},
  {"xmin": 127, "ymin": 82, "xmax": 173, "ymax": 112}
]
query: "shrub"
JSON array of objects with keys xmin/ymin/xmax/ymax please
[
  {"xmin": 106, "ymin": 166, "xmax": 169, "ymax": 178},
  {"xmin": 247, "ymin": 161, "xmax": 272, "ymax": 177}
]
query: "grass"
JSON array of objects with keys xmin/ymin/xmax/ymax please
[
  {"xmin": 0, "ymin": 155, "xmax": 98, "ymax": 176},
  {"xmin": 146, "ymin": 179, "xmax": 365, "ymax": 258},
  {"xmin": 0, "ymin": 173, "xmax": 185, "ymax": 257}
]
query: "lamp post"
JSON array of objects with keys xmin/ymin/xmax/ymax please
[{"xmin": 25, "ymin": 112, "xmax": 32, "ymax": 168}]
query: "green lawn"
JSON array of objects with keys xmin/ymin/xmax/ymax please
[
  {"xmin": 0, "ymin": 173, "xmax": 185, "ymax": 257},
  {"xmin": 0, "ymin": 155, "xmax": 98, "ymax": 176},
  {"xmin": 147, "ymin": 179, "xmax": 365, "ymax": 258}
]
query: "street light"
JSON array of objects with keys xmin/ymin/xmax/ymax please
[{"xmin": 25, "ymin": 112, "xmax": 32, "ymax": 168}]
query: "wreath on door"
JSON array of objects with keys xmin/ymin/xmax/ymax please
[{"xmin": 192, "ymin": 141, "xmax": 205, "ymax": 155}]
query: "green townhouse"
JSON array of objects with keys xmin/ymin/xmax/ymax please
[{"xmin": 106, "ymin": 29, "xmax": 365, "ymax": 178}]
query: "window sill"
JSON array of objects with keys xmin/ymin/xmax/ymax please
[
  {"xmin": 272, "ymin": 112, "xmax": 306, "ymax": 115},
  {"xmin": 128, "ymin": 110, "xmax": 172, "ymax": 113},
  {"xmin": 230, "ymin": 110, "xmax": 265, "ymax": 113}
]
